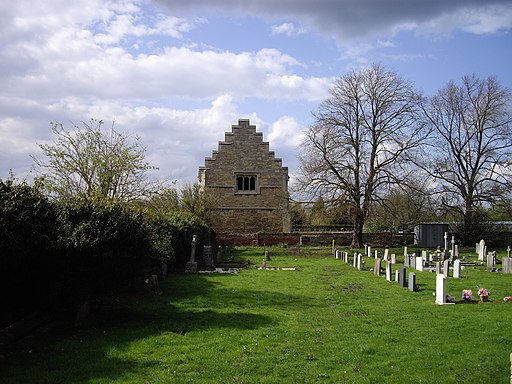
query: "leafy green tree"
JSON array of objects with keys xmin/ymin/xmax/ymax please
[{"xmin": 34, "ymin": 119, "xmax": 157, "ymax": 201}]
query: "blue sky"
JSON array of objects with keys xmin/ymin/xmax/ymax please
[{"xmin": 1, "ymin": 0, "xmax": 511, "ymax": 189}]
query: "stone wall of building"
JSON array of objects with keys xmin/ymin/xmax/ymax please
[{"xmin": 199, "ymin": 119, "xmax": 291, "ymax": 235}]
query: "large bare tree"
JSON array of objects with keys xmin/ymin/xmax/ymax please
[
  {"xmin": 417, "ymin": 74, "xmax": 512, "ymax": 244},
  {"xmin": 34, "ymin": 119, "xmax": 158, "ymax": 201},
  {"xmin": 298, "ymin": 64, "xmax": 425, "ymax": 247}
]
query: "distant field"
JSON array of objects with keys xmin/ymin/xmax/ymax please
[{"xmin": 3, "ymin": 246, "xmax": 512, "ymax": 383}]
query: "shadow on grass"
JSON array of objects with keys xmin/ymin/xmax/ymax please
[{"xmin": 2, "ymin": 273, "xmax": 294, "ymax": 384}]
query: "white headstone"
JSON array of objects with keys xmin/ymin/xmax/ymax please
[
  {"xmin": 435, "ymin": 274, "xmax": 446, "ymax": 304},
  {"xmin": 416, "ymin": 256, "xmax": 424, "ymax": 272},
  {"xmin": 478, "ymin": 239, "xmax": 485, "ymax": 261},
  {"xmin": 453, "ymin": 259, "xmax": 461, "ymax": 279},
  {"xmin": 386, "ymin": 260, "xmax": 392, "ymax": 281},
  {"xmin": 403, "ymin": 246, "xmax": 408, "ymax": 257},
  {"xmin": 357, "ymin": 254, "xmax": 362, "ymax": 270},
  {"xmin": 384, "ymin": 248, "xmax": 389, "ymax": 261},
  {"xmin": 391, "ymin": 253, "xmax": 396, "ymax": 264},
  {"xmin": 395, "ymin": 270, "xmax": 400, "ymax": 284}
]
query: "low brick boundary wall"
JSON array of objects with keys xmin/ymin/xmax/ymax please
[{"xmin": 216, "ymin": 231, "xmax": 414, "ymax": 247}]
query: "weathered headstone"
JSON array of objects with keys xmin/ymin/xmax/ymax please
[
  {"xmin": 395, "ymin": 270, "xmax": 400, "ymax": 284},
  {"xmin": 185, "ymin": 235, "xmax": 198, "ymax": 273},
  {"xmin": 486, "ymin": 252, "xmax": 495, "ymax": 271},
  {"xmin": 367, "ymin": 246, "xmax": 372, "ymax": 258},
  {"xmin": 503, "ymin": 257, "xmax": 512, "ymax": 274},
  {"xmin": 265, "ymin": 249, "xmax": 271, "ymax": 261},
  {"xmin": 453, "ymin": 259, "xmax": 461, "ymax": 279},
  {"xmin": 435, "ymin": 262, "xmax": 442, "ymax": 275},
  {"xmin": 408, "ymin": 272, "xmax": 416, "ymax": 292},
  {"xmin": 443, "ymin": 259, "xmax": 450, "ymax": 277},
  {"xmin": 335, "ymin": 249, "xmax": 340, "ymax": 259},
  {"xmin": 403, "ymin": 246, "xmax": 408, "ymax": 258},
  {"xmin": 478, "ymin": 239, "xmax": 486, "ymax": 261},
  {"xmin": 384, "ymin": 248, "xmax": 389, "ymax": 261},
  {"xmin": 404, "ymin": 255, "xmax": 410, "ymax": 268},
  {"xmin": 399, "ymin": 266, "xmax": 407, "ymax": 288},
  {"xmin": 385, "ymin": 260, "xmax": 392, "ymax": 281},
  {"xmin": 374, "ymin": 258, "xmax": 382, "ymax": 276},
  {"xmin": 353, "ymin": 253, "xmax": 357, "ymax": 268},
  {"xmin": 454, "ymin": 244, "xmax": 459, "ymax": 259},
  {"xmin": 203, "ymin": 245, "xmax": 214, "ymax": 269},
  {"xmin": 444, "ymin": 232, "xmax": 448, "ymax": 251},
  {"xmin": 410, "ymin": 256, "xmax": 416, "ymax": 269},
  {"xmin": 391, "ymin": 253, "xmax": 396, "ymax": 264}
]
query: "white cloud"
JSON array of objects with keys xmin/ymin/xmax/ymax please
[
  {"xmin": 271, "ymin": 22, "xmax": 306, "ymax": 37},
  {"xmin": 268, "ymin": 116, "xmax": 304, "ymax": 148}
]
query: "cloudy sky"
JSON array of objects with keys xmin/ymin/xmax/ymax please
[{"xmin": 1, "ymin": 0, "xmax": 511, "ymax": 189}]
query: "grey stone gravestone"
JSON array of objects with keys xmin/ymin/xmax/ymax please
[
  {"xmin": 353, "ymin": 253, "xmax": 357, "ymax": 268},
  {"xmin": 203, "ymin": 245, "xmax": 214, "ymax": 269},
  {"xmin": 443, "ymin": 259, "xmax": 450, "ymax": 277},
  {"xmin": 374, "ymin": 258, "xmax": 382, "ymax": 276},
  {"xmin": 265, "ymin": 250, "xmax": 271, "ymax": 261},
  {"xmin": 391, "ymin": 253, "xmax": 396, "ymax": 264},
  {"xmin": 335, "ymin": 249, "xmax": 340, "ymax": 259},
  {"xmin": 404, "ymin": 255, "xmax": 410, "ymax": 268},
  {"xmin": 486, "ymin": 253, "xmax": 495, "ymax": 271},
  {"xmin": 503, "ymin": 257, "xmax": 512, "ymax": 274},
  {"xmin": 399, "ymin": 266, "xmax": 407, "ymax": 288},
  {"xmin": 435, "ymin": 261, "xmax": 441, "ymax": 275},
  {"xmin": 478, "ymin": 239, "xmax": 486, "ymax": 261},
  {"xmin": 408, "ymin": 272, "xmax": 416, "ymax": 292},
  {"xmin": 453, "ymin": 259, "xmax": 461, "ymax": 278}
]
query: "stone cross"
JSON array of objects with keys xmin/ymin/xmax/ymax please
[{"xmin": 185, "ymin": 235, "xmax": 199, "ymax": 273}]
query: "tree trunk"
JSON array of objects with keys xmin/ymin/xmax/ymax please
[{"xmin": 351, "ymin": 212, "xmax": 364, "ymax": 248}]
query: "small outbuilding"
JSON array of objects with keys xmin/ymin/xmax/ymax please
[{"xmin": 414, "ymin": 223, "xmax": 449, "ymax": 248}]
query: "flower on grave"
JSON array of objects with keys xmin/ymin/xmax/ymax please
[
  {"xmin": 503, "ymin": 296, "xmax": 512, "ymax": 302},
  {"xmin": 462, "ymin": 290, "xmax": 473, "ymax": 301},
  {"xmin": 477, "ymin": 288, "xmax": 490, "ymax": 297}
]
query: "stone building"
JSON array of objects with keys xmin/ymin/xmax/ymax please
[{"xmin": 198, "ymin": 119, "xmax": 291, "ymax": 237}]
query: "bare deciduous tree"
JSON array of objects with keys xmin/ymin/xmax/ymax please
[
  {"xmin": 34, "ymin": 119, "xmax": 158, "ymax": 201},
  {"xmin": 417, "ymin": 74, "xmax": 512, "ymax": 244},
  {"xmin": 297, "ymin": 64, "xmax": 425, "ymax": 247}
]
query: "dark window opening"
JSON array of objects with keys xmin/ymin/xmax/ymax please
[{"xmin": 236, "ymin": 175, "xmax": 257, "ymax": 192}]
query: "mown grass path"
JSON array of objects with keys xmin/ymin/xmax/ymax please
[{"xmin": 2, "ymin": 246, "xmax": 512, "ymax": 383}]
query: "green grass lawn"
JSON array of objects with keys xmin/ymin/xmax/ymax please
[{"xmin": 2, "ymin": 246, "xmax": 512, "ymax": 383}]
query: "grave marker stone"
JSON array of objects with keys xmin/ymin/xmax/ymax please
[
  {"xmin": 453, "ymin": 259, "xmax": 461, "ymax": 279},
  {"xmin": 416, "ymin": 256, "xmax": 424, "ymax": 272},
  {"xmin": 386, "ymin": 260, "xmax": 392, "ymax": 281},
  {"xmin": 203, "ymin": 245, "xmax": 214, "ymax": 269},
  {"xmin": 503, "ymin": 257, "xmax": 512, "ymax": 274},
  {"xmin": 185, "ymin": 235, "xmax": 198, "ymax": 273},
  {"xmin": 374, "ymin": 258, "xmax": 382, "ymax": 276},
  {"xmin": 395, "ymin": 270, "xmax": 400, "ymax": 284},
  {"xmin": 435, "ymin": 274, "xmax": 451, "ymax": 305},
  {"xmin": 478, "ymin": 239, "xmax": 486, "ymax": 261},
  {"xmin": 335, "ymin": 249, "xmax": 340, "ymax": 259},
  {"xmin": 408, "ymin": 272, "xmax": 416, "ymax": 292},
  {"xmin": 486, "ymin": 252, "xmax": 495, "ymax": 271},
  {"xmin": 391, "ymin": 253, "xmax": 396, "ymax": 264},
  {"xmin": 399, "ymin": 267, "xmax": 407, "ymax": 288},
  {"xmin": 443, "ymin": 259, "xmax": 450, "ymax": 277},
  {"xmin": 384, "ymin": 248, "xmax": 389, "ymax": 261},
  {"xmin": 357, "ymin": 254, "xmax": 362, "ymax": 270},
  {"xmin": 435, "ymin": 262, "xmax": 441, "ymax": 275}
]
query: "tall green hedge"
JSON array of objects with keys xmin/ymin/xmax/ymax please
[{"xmin": 1, "ymin": 178, "xmax": 211, "ymax": 326}]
